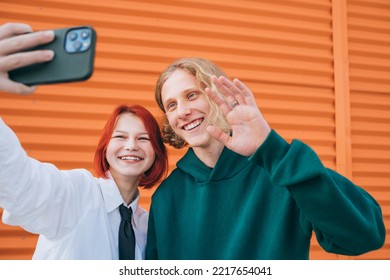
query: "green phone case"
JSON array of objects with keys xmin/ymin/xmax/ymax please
[{"xmin": 9, "ymin": 26, "xmax": 96, "ymax": 86}]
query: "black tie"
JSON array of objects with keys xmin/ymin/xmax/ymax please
[{"xmin": 118, "ymin": 204, "xmax": 136, "ymax": 260}]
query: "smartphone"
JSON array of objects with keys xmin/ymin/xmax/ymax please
[{"xmin": 9, "ymin": 26, "xmax": 96, "ymax": 86}]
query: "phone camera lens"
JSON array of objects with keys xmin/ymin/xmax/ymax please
[
  {"xmin": 68, "ymin": 31, "xmax": 78, "ymax": 41},
  {"xmin": 73, "ymin": 41, "xmax": 82, "ymax": 51},
  {"xmin": 80, "ymin": 30, "xmax": 90, "ymax": 40}
]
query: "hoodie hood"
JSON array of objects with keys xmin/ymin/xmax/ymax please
[{"xmin": 176, "ymin": 146, "xmax": 250, "ymax": 183}]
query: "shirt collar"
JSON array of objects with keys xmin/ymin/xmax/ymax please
[
  {"xmin": 97, "ymin": 173, "xmax": 143, "ymax": 226},
  {"xmin": 124, "ymin": 190, "xmax": 141, "ymax": 214},
  {"xmin": 98, "ymin": 175, "xmax": 124, "ymax": 214}
]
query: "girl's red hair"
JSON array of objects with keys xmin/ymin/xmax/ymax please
[{"xmin": 93, "ymin": 104, "xmax": 168, "ymax": 189}]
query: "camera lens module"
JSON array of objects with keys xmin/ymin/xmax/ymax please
[{"xmin": 65, "ymin": 27, "xmax": 93, "ymax": 53}]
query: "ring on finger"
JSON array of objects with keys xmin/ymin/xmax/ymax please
[{"xmin": 230, "ymin": 100, "xmax": 239, "ymax": 109}]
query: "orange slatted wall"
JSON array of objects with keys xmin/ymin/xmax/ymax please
[
  {"xmin": 0, "ymin": 0, "xmax": 389, "ymax": 260},
  {"xmin": 347, "ymin": 0, "xmax": 390, "ymax": 259}
]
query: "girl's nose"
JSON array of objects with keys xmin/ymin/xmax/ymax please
[{"xmin": 124, "ymin": 139, "xmax": 139, "ymax": 151}]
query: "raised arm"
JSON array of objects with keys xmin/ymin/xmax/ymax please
[{"xmin": 206, "ymin": 76, "xmax": 385, "ymax": 255}]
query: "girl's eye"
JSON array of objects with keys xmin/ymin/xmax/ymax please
[
  {"xmin": 139, "ymin": 136, "xmax": 150, "ymax": 141},
  {"xmin": 113, "ymin": 135, "xmax": 125, "ymax": 139}
]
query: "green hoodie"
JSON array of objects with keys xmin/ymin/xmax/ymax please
[{"xmin": 146, "ymin": 130, "xmax": 385, "ymax": 259}]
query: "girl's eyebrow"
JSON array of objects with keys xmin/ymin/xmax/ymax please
[{"xmin": 113, "ymin": 130, "xmax": 149, "ymax": 135}]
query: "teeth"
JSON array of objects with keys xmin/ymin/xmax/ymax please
[
  {"xmin": 183, "ymin": 119, "xmax": 202, "ymax": 131},
  {"xmin": 120, "ymin": 156, "xmax": 141, "ymax": 161}
]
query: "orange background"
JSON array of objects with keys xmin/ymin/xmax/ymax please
[{"xmin": 0, "ymin": 0, "xmax": 389, "ymax": 260}]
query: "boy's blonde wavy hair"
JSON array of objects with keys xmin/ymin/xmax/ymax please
[{"xmin": 155, "ymin": 57, "xmax": 231, "ymax": 149}]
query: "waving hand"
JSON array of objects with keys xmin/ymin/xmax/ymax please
[{"xmin": 205, "ymin": 76, "xmax": 271, "ymax": 156}]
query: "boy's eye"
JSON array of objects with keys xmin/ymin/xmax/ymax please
[
  {"xmin": 166, "ymin": 102, "xmax": 176, "ymax": 110},
  {"xmin": 188, "ymin": 92, "xmax": 197, "ymax": 99}
]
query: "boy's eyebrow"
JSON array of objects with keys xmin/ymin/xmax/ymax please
[{"xmin": 163, "ymin": 86, "xmax": 200, "ymax": 103}]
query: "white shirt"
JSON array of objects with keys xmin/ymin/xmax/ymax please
[{"xmin": 0, "ymin": 118, "xmax": 148, "ymax": 259}]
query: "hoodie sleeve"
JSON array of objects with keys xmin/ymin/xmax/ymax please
[{"xmin": 249, "ymin": 129, "xmax": 385, "ymax": 255}]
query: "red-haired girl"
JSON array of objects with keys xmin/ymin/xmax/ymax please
[{"xmin": 0, "ymin": 103, "xmax": 168, "ymax": 259}]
